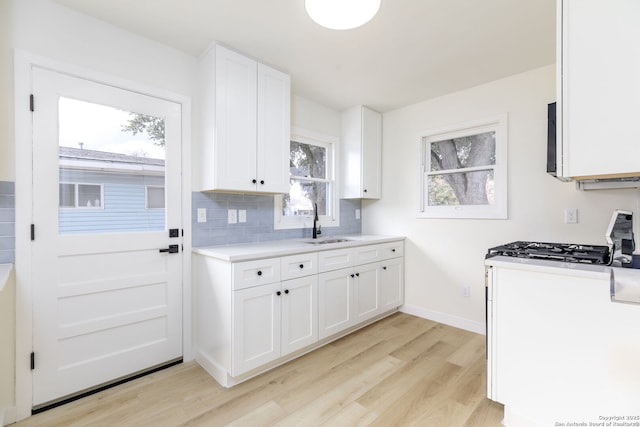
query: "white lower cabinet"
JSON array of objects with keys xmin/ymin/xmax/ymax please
[
  {"xmin": 281, "ymin": 275, "xmax": 318, "ymax": 355},
  {"xmin": 318, "ymin": 268, "xmax": 354, "ymax": 339},
  {"xmin": 194, "ymin": 238, "xmax": 404, "ymax": 387},
  {"xmin": 379, "ymin": 257, "xmax": 404, "ymax": 312},
  {"xmin": 232, "ymin": 275, "xmax": 318, "ymax": 376},
  {"xmin": 232, "ymin": 282, "xmax": 281, "ymax": 376}
]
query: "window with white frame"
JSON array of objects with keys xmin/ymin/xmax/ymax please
[
  {"xmin": 146, "ymin": 186, "xmax": 165, "ymax": 209},
  {"xmin": 274, "ymin": 130, "xmax": 339, "ymax": 230},
  {"xmin": 418, "ymin": 114, "xmax": 507, "ymax": 219},
  {"xmin": 59, "ymin": 183, "xmax": 104, "ymax": 209}
]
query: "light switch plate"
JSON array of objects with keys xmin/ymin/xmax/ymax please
[
  {"xmin": 564, "ymin": 208, "xmax": 578, "ymax": 224},
  {"xmin": 197, "ymin": 208, "xmax": 207, "ymax": 223}
]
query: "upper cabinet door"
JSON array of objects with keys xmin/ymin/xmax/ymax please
[
  {"xmin": 361, "ymin": 106, "xmax": 382, "ymax": 198},
  {"xmin": 560, "ymin": 0, "xmax": 640, "ymax": 179},
  {"xmin": 256, "ymin": 63, "xmax": 291, "ymax": 194},
  {"xmin": 215, "ymin": 46, "xmax": 258, "ymax": 192},
  {"xmin": 341, "ymin": 105, "xmax": 382, "ymax": 199}
]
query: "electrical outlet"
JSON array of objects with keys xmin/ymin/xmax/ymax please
[
  {"xmin": 463, "ymin": 285, "xmax": 470, "ymax": 298},
  {"xmin": 228, "ymin": 209, "xmax": 238, "ymax": 224},
  {"xmin": 565, "ymin": 208, "xmax": 578, "ymax": 224},
  {"xmin": 238, "ymin": 210, "xmax": 247, "ymax": 223},
  {"xmin": 197, "ymin": 208, "xmax": 207, "ymax": 223},
  {"xmin": 355, "ymin": 209, "xmax": 361, "ymax": 220}
]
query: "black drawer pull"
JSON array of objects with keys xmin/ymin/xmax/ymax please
[
  {"xmin": 257, "ymin": 270, "xmax": 263, "ymax": 276},
  {"xmin": 284, "ymin": 289, "xmax": 289, "ymax": 294},
  {"xmin": 350, "ymin": 274, "xmax": 355, "ymax": 278},
  {"xmin": 260, "ymin": 180, "xmax": 265, "ymax": 185},
  {"xmin": 252, "ymin": 179, "xmax": 257, "ymax": 184},
  {"xmin": 356, "ymin": 273, "xmax": 360, "ymax": 277},
  {"xmin": 276, "ymin": 291, "xmax": 281, "ymax": 296},
  {"xmin": 299, "ymin": 264, "xmax": 304, "ymax": 269},
  {"xmin": 391, "ymin": 249, "xmax": 396, "ymax": 252}
]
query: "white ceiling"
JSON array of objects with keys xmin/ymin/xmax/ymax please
[{"xmin": 53, "ymin": 0, "xmax": 556, "ymax": 113}]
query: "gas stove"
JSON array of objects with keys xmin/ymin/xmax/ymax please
[{"xmin": 486, "ymin": 241, "xmax": 611, "ymax": 265}]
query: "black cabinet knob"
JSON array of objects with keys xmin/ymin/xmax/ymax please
[
  {"xmin": 299, "ymin": 264, "xmax": 304, "ymax": 269},
  {"xmin": 391, "ymin": 249, "xmax": 396, "ymax": 252},
  {"xmin": 276, "ymin": 291, "xmax": 281, "ymax": 296},
  {"xmin": 383, "ymin": 266, "xmax": 387, "ymax": 270},
  {"xmin": 284, "ymin": 289, "xmax": 289, "ymax": 294},
  {"xmin": 350, "ymin": 274, "xmax": 355, "ymax": 278},
  {"xmin": 257, "ymin": 270, "xmax": 262, "ymax": 276},
  {"xmin": 356, "ymin": 273, "xmax": 360, "ymax": 277},
  {"xmin": 260, "ymin": 180, "xmax": 265, "ymax": 185},
  {"xmin": 252, "ymin": 179, "xmax": 257, "ymax": 184},
  {"xmin": 364, "ymin": 189, "xmax": 368, "ymax": 193}
]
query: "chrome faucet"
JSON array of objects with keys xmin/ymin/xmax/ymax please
[{"xmin": 312, "ymin": 202, "xmax": 321, "ymax": 239}]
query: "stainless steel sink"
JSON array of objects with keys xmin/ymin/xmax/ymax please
[{"xmin": 305, "ymin": 238, "xmax": 351, "ymax": 245}]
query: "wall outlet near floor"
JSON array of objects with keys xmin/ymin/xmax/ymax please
[
  {"xmin": 564, "ymin": 207, "xmax": 578, "ymax": 224},
  {"xmin": 463, "ymin": 285, "xmax": 470, "ymax": 298},
  {"xmin": 197, "ymin": 208, "xmax": 207, "ymax": 223},
  {"xmin": 238, "ymin": 210, "xmax": 247, "ymax": 223},
  {"xmin": 228, "ymin": 209, "xmax": 238, "ymax": 224}
]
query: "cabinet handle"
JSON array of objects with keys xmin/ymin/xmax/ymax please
[
  {"xmin": 260, "ymin": 180, "xmax": 265, "ymax": 185},
  {"xmin": 257, "ymin": 270, "xmax": 263, "ymax": 276},
  {"xmin": 284, "ymin": 289, "xmax": 289, "ymax": 294},
  {"xmin": 383, "ymin": 266, "xmax": 387, "ymax": 270},
  {"xmin": 350, "ymin": 274, "xmax": 355, "ymax": 278},
  {"xmin": 276, "ymin": 291, "xmax": 281, "ymax": 296},
  {"xmin": 364, "ymin": 189, "xmax": 368, "ymax": 193},
  {"xmin": 299, "ymin": 264, "xmax": 304, "ymax": 269},
  {"xmin": 391, "ymin": 249, "xmax": 396, "ymax": 252},
  {"xmin": 356, "ymin": 273, "xmax": 360, "ymax": 277},
  {"xmin": 252, "ymin": 179, "xmax": 257, "ymax": 184}
]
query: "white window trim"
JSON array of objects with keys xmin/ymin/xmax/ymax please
[
  {"xmin": 59, "ymin": 182, "xmax": 104, "ymax": 209},
  {"xmin": 417, "ymin": 114, "xmax": 508, "ymax": 219},
  {"xmin": 145, "ymin": 185, "xmax": 165, "ymax": 209},
  {"xmin": 274, "ymin": 128, "xmax": 340, "ymax": 230}
]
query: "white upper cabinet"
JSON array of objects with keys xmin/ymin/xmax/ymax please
[
  {"xmin": 558, "ymin": 0, "xmax": 640, "ymax": 179},
  {"xmin": 199, "ymin": 44, "xmax": 290, "ymax": 193},
  {"xmin": 341, "ymin": 105, "xmax": 382, "ymax": 199}
]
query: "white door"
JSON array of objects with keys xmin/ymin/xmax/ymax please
[{"xmin": 31, "ymin": 67, "xmax": 183, "ymax": 408}]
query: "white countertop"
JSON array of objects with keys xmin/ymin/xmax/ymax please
[
  {"xmin": 193, "ymin": 234, "xmax": 405, "ymax": 262},
  {"xmin": 0, "ymin": 263, "xmax": 13, "ymax": 292},
  {"xmin": 486, "ymin": 255, "xmax": 640, "ymax": 304}
]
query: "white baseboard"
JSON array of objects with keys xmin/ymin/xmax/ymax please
[
  {"xmin": 400, "ymin": 304, "xmax": 486, "ymax": 335},
  {"xmin": 1, "ymin": 406, "xmax": 17, "ymax": 426}
]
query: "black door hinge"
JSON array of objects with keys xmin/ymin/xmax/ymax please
[
  {"xmin": 30, "ymin": 224, "xmax": 35, "ymax": 241},
  {"xmin": 30, "ymin": 94, "xmax": 34, "ymax": 112},
  {"xmin": 30, "ymin": 352, "xmax": 35, "ymax": 370}
]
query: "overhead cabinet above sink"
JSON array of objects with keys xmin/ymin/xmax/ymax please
[{"xmin": 198, "ymin": 44, "xmax": 290, "ymax": 193}]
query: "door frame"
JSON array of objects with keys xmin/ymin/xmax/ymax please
[{"xmin": 13, "ymin": 50, "xmax": 193, "ymax": 423}]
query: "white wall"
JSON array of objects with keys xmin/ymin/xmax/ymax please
[
  {"xmin": 291, "ymin": 94, "xmax": 341, "ymax": 138},
  {"xmin": 0, "ymin": 0, "xmax": 13, "ymax": 181},
  {"xmin": 364, "ymin": 65, "xmax": 638, "ymax": 331}
]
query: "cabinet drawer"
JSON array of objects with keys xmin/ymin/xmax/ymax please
[
  {"xmin": 318, "ymin": 249, "xmax": 355, "ymax": 272},
  {"xmin": 281, "ymin": 252, "xmax": 319, "ymax": 280},
  {"xmin": 232, "ymin": 258, "xmax": 281, "ymax": 290},
  {"xmin": 379, "ymin": 241, "xmax": 403, "ymax": 260},
  {"xmin": 353, "ymin": 244, "xmax": 382, "ymax": 264}
]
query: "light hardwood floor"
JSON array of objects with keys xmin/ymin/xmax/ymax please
[{"xmin": 13, "ymin": 313, "xmax": 504, "ymax": 427}]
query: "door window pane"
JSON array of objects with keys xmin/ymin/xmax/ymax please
[{"xmin": 58, "ymin": 97, "xmax": 166, "ymax": 234}]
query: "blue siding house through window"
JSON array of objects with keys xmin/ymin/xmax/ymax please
[{"xmin": 58, "ymin": 147, "xmax": 165, "ymax": 234}]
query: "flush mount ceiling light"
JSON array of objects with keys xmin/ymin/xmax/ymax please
[{"xmin": 305, "ymin": 0, "xmax": 381, "ymax": 30}]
